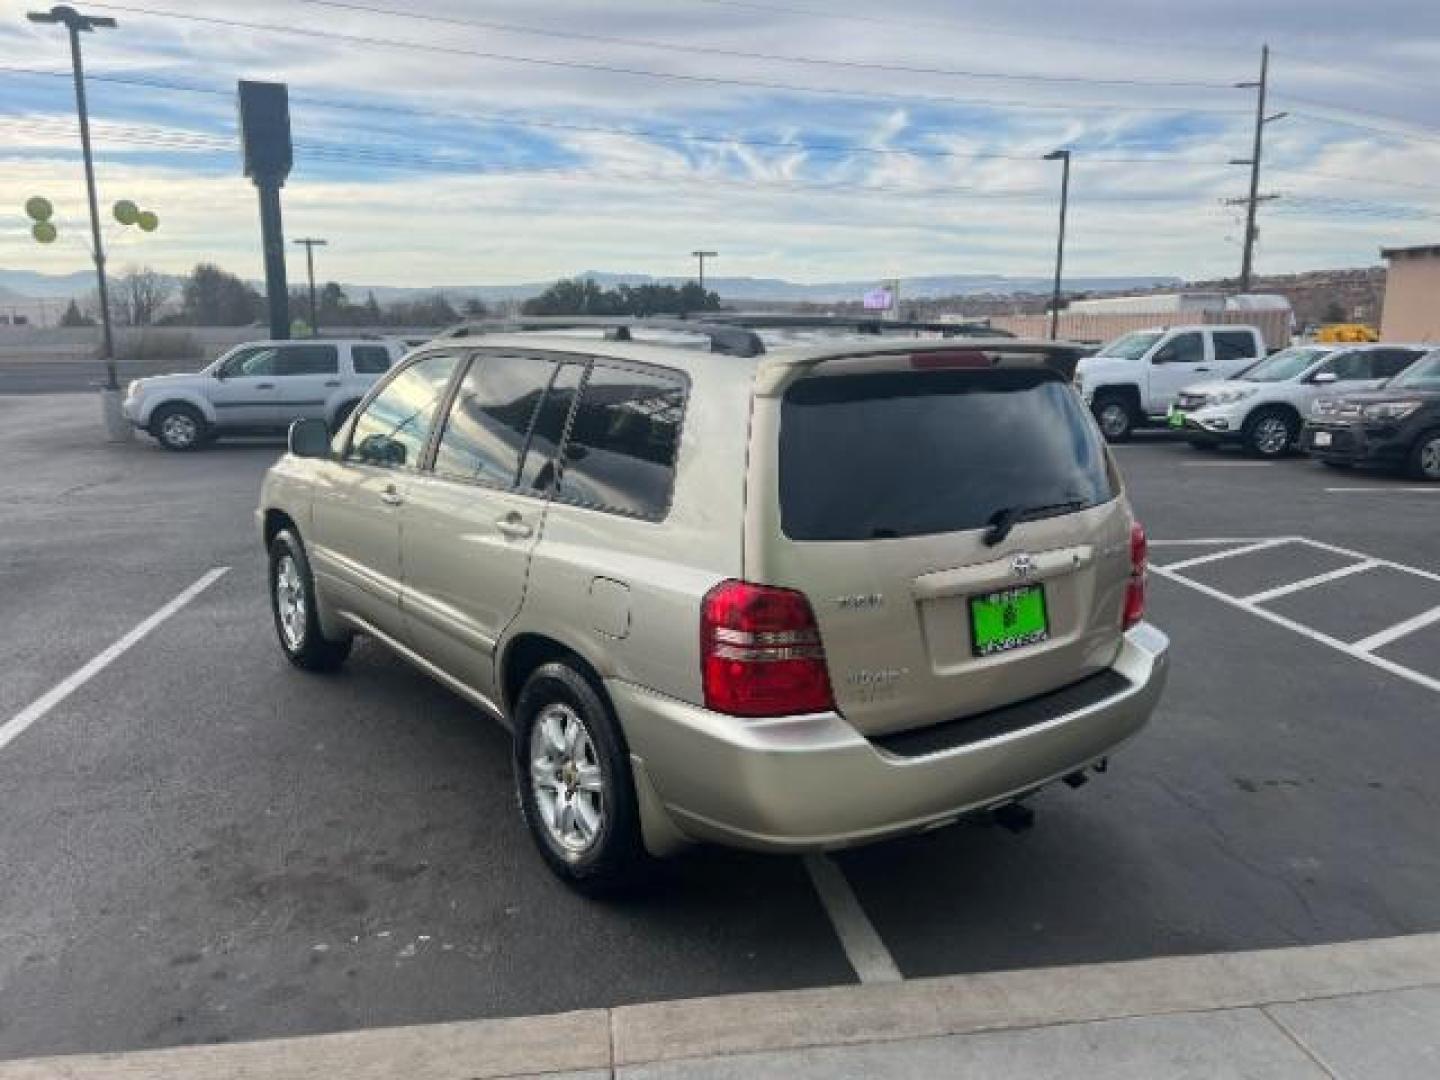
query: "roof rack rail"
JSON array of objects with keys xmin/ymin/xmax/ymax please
[
  {"xmin": 686, "ymin": 313, "xmax": 1014, "ymax": 338},
  {"xmin": 436, "ymin": 316, "xmax": 765, "ymax": 357}
]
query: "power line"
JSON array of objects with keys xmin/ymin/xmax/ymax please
[
  {"xmin": 78, "ymin": 2, "xmax": 1251, "ymax": 116},
  {"xmin": 7, "ymin": 65, "xmax": 1440, "ymax": 198},
  {"xmin": 290, "ymin": 0, "xmax": 1238, "ymax": 90},
  {"xmin": 1273, "ymin": 94, "xmax": 1440, "ymax": 144},
  {"xmin": 686, "ymin": 0, "xmax": 1257, "ymax": 60}
]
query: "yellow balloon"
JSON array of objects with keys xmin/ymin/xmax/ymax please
[
  {"xmin": 32, "ymin": 221, "xmax": 57, "ymax": 244},
  {"xmin": 25, "ymin": 196, "xmax": 53, "ymax": 222},
  {"xmin": 136, "ymin": 210, "xmax": 158, "ymax": 232},
  {"xmin": 113, "ymin": 199, "xmax": 139, "ymax": 225}
]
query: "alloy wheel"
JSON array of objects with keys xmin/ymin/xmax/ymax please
[
  {"xmin": 1420, "ymin": 436, "xmax": 1440, "ymax": 480},
  {"xmin": 160, "ymin": 413, "xmax": 197, "ymax": 448},
  {"xmin": 529, "ymin": 703, "xmax": 605, "ymax": 855},
  {"xmin": 1097, "ymin": 403, "xmax": 1130, "ymax": 439},
  {"xmin": 274, "ymin": 554, "xmax": 307, "ymax": 650},
  {"xmin": 1253, "ymin": 415, "xmax": 1291, "ymax": 456}
]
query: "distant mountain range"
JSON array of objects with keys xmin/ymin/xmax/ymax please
[{"xmin": 0, "ymin": 267, "xmax": 1180, "ymax": 305}]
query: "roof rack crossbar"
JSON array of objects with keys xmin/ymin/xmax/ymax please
[{"xmin": 437, "ymin": 316, "xmax": 765, "ymax": 357}]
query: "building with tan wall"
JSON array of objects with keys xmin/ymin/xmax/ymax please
[{"xmin": 1380, "ymin": 244, "xmax": 1440, "ymax": 342}]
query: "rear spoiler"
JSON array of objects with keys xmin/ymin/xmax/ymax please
[{"xmin": 753, "ymin": 341, "xmax": 1086, "ymax": 397}]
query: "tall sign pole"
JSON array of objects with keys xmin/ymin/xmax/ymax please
[
  {"xmin": 294, "ymin": 237, "xmax": 327, "ymax": 335},
  {"xmin": 238, "ymin": 80, "xmax": 294, "ymax": 339}
]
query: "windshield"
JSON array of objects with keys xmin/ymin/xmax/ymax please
[
  {"xmin": 1240, "ymin": 347, "xmax": 1327, "ymax": 383},
  {"xmin": 1098, "ymin": 331, "xmax": 1163, "ymax": 360},
  {"xmin": 779, "ymin": 368, "xmax": 1115, "ymax": 542},
  {"xmin": 1390, "ymin": 352, "xmax": 1440, "ymax": 390}
]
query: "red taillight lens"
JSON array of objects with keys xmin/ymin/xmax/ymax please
[
  {"xmin": 1123, "ymin": 521, "xmax": 1147, "ymax": 631},
  {"xmin": 701, "ymin": 580, "xmax": 835, "ymax": 717}
]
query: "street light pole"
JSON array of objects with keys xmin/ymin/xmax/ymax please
[
  {"xmin": 293, "ymin": 237, "xmax": 327, "ymax": 336},
  {"xmin": 27, "ymin": 6, "xmax": 119, "ymax": 398},
  {"xmin": 691, "ymin": 250, "xmax": 717, "ymax": 292},
  {"xmin": 1044, "ymin": 149, "xmax": 1071, "ymax": 341}
]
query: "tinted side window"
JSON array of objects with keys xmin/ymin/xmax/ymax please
[
  {"xmin": 1154, "ymin": 333, "xmax": 1203, "ymax": 365},
  {"xmin": 432, "ymin": 352, "xmax": 557, "ymax": 487},
  {"xmin": 519, "ymin": 363, "xmax": 583, "ymax": 493},
  {"xmin": 346, "ymin": 353, "xmax": 458, "ymax": 469},
  {"xmin": 1323, "ymin": 351, "xmax": 1376, "ymax": 381},
  {"xmin": 276, "ymin": 344, "xmax": 339, "ymax": 376},
  {"xmin": 1375, "ymin": 350, "xmax": 1421, "ymax": 379},
  {"xmin": 1214, "ymin": 331, "xmax": 1259, "ymax": 362},
  {"xmin": 557, "ymin": 365, "xmax": 685, "ymax": 519},
  {"xmin": 352, "ymin": 345, "xmax": 393, "ymax": 375},
  {"xmin": 220, "ymin": 346, "xmax": 278, "ymax": 377}
]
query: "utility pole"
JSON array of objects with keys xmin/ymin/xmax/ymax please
[
  {"xmin": 692, "ymin": 250, "xmax": 717, "ymax": 292},
  {"xmin": 1231, "ymin": 45, "xmax": 1287, "ymax": 292},
  {"xmin": 1044, "ymin": 148, "xmax": 1071, "ymax": 341},
  {"xmin": 27, "ymin": 5, "xmax": 126, "ymax": 438},
  {"xmin": 293, "ymin": 237, "xmax": 327, "ymax": 336}
]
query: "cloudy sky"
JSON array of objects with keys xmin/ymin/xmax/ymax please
[{"xmin": 2, "ymin": 0, "xmax": 1439, "ymax": 287}]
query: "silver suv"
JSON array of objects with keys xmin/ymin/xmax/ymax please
[
  {"xmin": 124, "ymin": 337, "xmax": 403, "ymax": 450},
  {"xmin": 257, "ymin": 323, "xmax": 1170, "ymax": 891}
]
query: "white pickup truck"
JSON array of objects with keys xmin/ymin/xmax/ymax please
[{"xmin": 1074, "ymin": 325, "xmax": 1267, "ymax": 441}]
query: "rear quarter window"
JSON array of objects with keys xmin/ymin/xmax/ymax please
[
  {"xmin": 351, "ymin": 345, "xmax": 393, "ymax": 375},
  {"xmin": 779, "ymin": 369, "xmax": 1115, "ymax": 542}
]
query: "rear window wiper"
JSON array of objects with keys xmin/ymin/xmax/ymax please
[{"xmin": 983, "ymin": 499, "xmax": 1088, "ymax": 547}]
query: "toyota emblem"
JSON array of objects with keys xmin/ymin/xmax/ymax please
[{"xmin": 1010, "ymin": 553, "xmax": 1038, "ymax": 580}]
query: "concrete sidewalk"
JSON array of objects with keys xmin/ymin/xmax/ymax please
[{"xmin": 3, "ymin": 933, "xmax": 1438, "ymax": 1078}]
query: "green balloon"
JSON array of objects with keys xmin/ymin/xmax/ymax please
[
  {"xmin": 136, "ymin": 210, "xmax": 158, "ymax": 232},
  {"xmin": 113, "ymin": 199, "xmax": 139, "ymax": 225},
  {"xmin": 25, "ymin": 196, "xmax": 53, "ymax": 222},
  {"xmin": 32, "ymin": 221, "xmax": 57, "ymax": 244}
]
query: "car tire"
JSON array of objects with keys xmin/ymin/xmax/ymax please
[
  {"xmin": 268, "ymin": 528, "xmax": 352, "ymax": 672},
  {"xmin": 513, "ymin": 661, "xmax": 650, "ymax": 895},
  {"xmin": 1091, "ymin": 394, "xmax": 1135, "ymax": 443},
  {"xmin": 150, "ymin": 402, "xmax": 208, "ymax": 452},
  {"xmin": 1407, "ymin": 429, "xmax": 1440, "ymax": 481},
  {"xmin": 1242, "ymin": 407, "xmax": 1297, "ymax": 458}
]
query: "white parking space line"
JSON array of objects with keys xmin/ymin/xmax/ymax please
[
  {"xmin": 1184, "ymin": 462, "xmax": 1274, "ymax": 468},
  {"xmin": 1156, "ymin": 538, "xmax": 1291, "ymax": 573},
  {"xmin": 1294, "ymin": 537, "xmax": 1440, "ymax": 586},
  {"xmin": 1326, "ymin": 487, "xmax": 1440, "ymax": 494},
  {"xmin": 1152, "ymin": 566, "xmax": 1440, "ymax": 695},
  {"xmin": 1351, "ymin": 604, "xmax": 1440, "ymax": 654},
  {"xmin": 803, "ymin": 854, "xmax": 902, "ymax": 984},
  {"xmin": 1149, "ymin": 538, "xmax": 1279, "ymax": 548},
  {"xmin": 0, "ymin": 568, "xmax": 230, "ymax": 755},
  {"xmin": 1242, "ymin": 561, "xmax": 1381, "ymax": 605}
]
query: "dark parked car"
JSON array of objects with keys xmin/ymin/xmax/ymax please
[{"xmin": 1301, "ymin": 349, "xmax": 1440, "ymax": 480}]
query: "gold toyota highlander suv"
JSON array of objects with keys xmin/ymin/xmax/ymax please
[{"xmin": 257, "ymin": 318, "xmax": 1170, "ymax": 892}]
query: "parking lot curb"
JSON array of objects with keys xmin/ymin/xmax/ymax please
[{"xmin": 3, "ymin": 932, "xmax": 1440, "ymax": 1077}]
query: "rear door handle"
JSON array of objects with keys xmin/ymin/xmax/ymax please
[
  {"xmin": 255, "ymin": 382, "xmax": 275, "ymax": 389},
  {"xmin": 495, "ymin": 515, "xmax": 533, "ymax": 539},
  {"xmin": 380, "ymin": 485, "xmax": 404, "ymax": 507},
  {"xmin": 324, "ymin": 380, "xmax": 341, "ymax": 388},
  {"xmin": 1194, "ymin": 367, "xmax": 1210, "ymax": 373}
]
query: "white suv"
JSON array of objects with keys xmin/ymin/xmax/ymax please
[
  {"xmin": 1170, "ymin": 344, "xmax": 1427, "ymax": 457},
  {"xmin": 1075, "ymin": 325, "xmax": 1267, "ymax": 441},
  {"xmin": 124, "ymin": 338, "xmax": 403, "ymax": 451}
]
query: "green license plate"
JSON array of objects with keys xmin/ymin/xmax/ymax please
[
  {"xmin": 1167, "ymin": 407, "xmax": 1186, "ymax": 429},
  {"xmin": 969, "ymin": 584, "xmax": 1050, "ymax": 657}
]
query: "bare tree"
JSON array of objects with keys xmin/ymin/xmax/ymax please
[{"xmin": 114, "ymin": 266, "xmax": 173, "ymax": 327}]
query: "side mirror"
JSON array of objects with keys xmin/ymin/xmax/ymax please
[
  {"xmin": 1311, "ymin": 371, "xmax": 1338, "ymax": 385},
  {"xmin": 288, "ymin": 417, "xmax": 331, "ymax": 459}
]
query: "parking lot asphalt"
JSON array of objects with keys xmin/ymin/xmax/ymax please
[{"xmin": 2, "ymin": 397, "xmax": 1438, "ymax": 1061}]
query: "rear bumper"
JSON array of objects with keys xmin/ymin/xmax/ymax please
[{"xmin": 612, "ymin": 622, "xmax": 1169, "ymax": 854}]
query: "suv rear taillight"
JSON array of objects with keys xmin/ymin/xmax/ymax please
[
  {"xmin": 701, "ymin": 580, "xmax": 835, "ymax": 717},
  {"xmin": 1123, "ymin": 521, "xmax": 1147, "ymax": 631}
]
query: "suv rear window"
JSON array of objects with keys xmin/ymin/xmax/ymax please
[{"xmin": 779, "ymin": 369, "xmax": 1114, "ymax": 542}]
